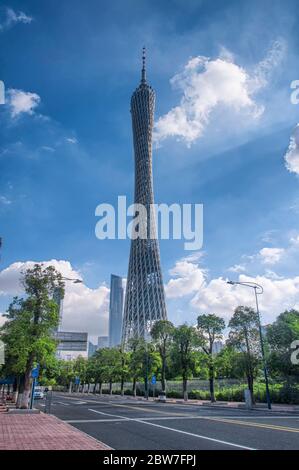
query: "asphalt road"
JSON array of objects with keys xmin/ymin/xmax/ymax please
[{"xmin": 36, "ymin": 393, "xmax": 299, "ymax": 450}]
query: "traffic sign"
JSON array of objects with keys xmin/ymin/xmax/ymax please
[
  {"xmin": 151, "ymin": 375, "xmax": 156, "ymax": 385},
  {"xmin": 31, "ymin": 365, "xmax": 40, "ymax": 379},
  {"xmin": 75, "ymin": 377, "xmax": 80, "ymax": 385}
]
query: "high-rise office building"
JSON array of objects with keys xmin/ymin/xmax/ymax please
[
  {"xmin": 88, "ymin": 341, "xmax": 98, "ymax": 358},
  {"xmin": 54, "ymin": 331, "xmax": 88, "ymax": 360},
  {"xmin": 109, "ymin": 275, "xmax": 124, "ymax": 347},
  {"xmin": 122, "ymin": 50, "xmax": 167, "ymax": 345},
  {"xmin": 98, "ymin": 335, "xmax": 109, "ymax": 349}
]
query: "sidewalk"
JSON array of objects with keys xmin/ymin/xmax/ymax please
[
  {"xmin": 167, "ymin": 398, "xmax": 299, "ymax": 413},
  {"xmin": 0, "ymin": 413, "xmax": 111, "ymax": 450}
]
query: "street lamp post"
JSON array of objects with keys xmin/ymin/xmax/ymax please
[
  {"xmin": 227, "ymin": 280, "xmax": 272, "ymax": 410},
  {"xmin": 145, "ymin": 344, "xmax": 149, "ymax": 400},
  {"xmin": 61, "ymin": 277, "xmax": 83, "ymax": 284}
]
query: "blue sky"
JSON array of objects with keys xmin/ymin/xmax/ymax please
[{"xmin": 1, "ymin": 0, "xmax": 299, "ymax": 339}]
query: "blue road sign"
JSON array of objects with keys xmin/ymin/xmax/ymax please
[
  {"xmin": 75, "ymin": 377, "xmax": 80, "ymax": 385},
  {"xmin": 151, "ymin": 375, "xmax": 156, "ymax": 385},
  {"xmin": 31, "ymin": 365, "xmax": 40, "ymax": 379}
]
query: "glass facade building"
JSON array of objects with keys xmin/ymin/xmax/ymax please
[{"xmin": 109, "ymin": 275, "xmax": 124, "ymax": 347}]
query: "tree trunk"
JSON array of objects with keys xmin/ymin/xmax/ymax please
[
  {"xmin": 99, "ymin": 382, "xmax": 102, "ymax": 395},
  {"xmin": 144, "ymin": 375, "xmax": 148, "ymax": 399},
  {"xmin": 93, "ymin": 383, "xmax": 98, "ymax": 394},
  {"xmin": 121, "ymin": 376, "xmax": 124, "ymax": 396},
  {"xmin": 247, "ymin": 374, "xmax": 255, "ymax": 404},
  {"xmin": 20, "ymin": 363, "xmax": 32, "ymax": 409},
  {"xmin": 109, "ymin": 380, "xmax": 112, "ymax": 395},
  {"xmin": 161, "ymin": 356, "xmax": 166, "ymax": 393},
  {"xmin": 209, "ymin": 364, "xmax": 216, "ymax": 402},
  {"xmin": 244, "ymin": 330, "xmax": 255, "ymax": 404},
  {"xmin": 12, "ymin": 377, "xmax": 19, "ymax": 404},
  {"xmin": 16, "ymin": 375, "xmax": 25, "ymax": 408},
  {"xmin": 183, "ymin": 377, "xmax": 188, "ymax": 401},
  {"xmin": 132, "ymin": 378, "xmax": 137, "ymax": 397}
]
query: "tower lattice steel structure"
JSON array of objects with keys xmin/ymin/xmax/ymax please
[{"xmin": 122, "ymin": 49, "xmax": 167, "ymax": 345}]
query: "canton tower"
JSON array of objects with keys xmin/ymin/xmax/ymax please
[{"xmin": 122, "ymin": 49, "xmax": 167, "ymax": 345}]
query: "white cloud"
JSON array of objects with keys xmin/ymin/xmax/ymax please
[
  {"xmin": 8, "ymin": 89, "xmax": 41, "ymax": 118},
  {"xmin": 165, "ymin": 258, "xmax": 206, "ymax": 298},
  {"xmin": 0, "ymin": 7, "xmax": 33, "ymax": 32},
  {"xmin": 284, "ymin": 124, "xmax": 299, "ymax": 175},
  {"xmin": 154, "ymin": 40, "xmax": 285, "ymax": 146},
  {"xmin": 259, "ymin": 247, "xmax": 285, "ymax": 265},
  {"xmin": 191, "ymin": 273, "xmax": 299, "ymax": 323},
  {"xmin": 0, "ymin": 260, "xmax": 109, "ymax": 340},
  {"xmin": 227, "ymin": 264, "xmax": 246, "ymax": 273},
  {"xmin": 66, "ymin": 137, "xmax": 78, "ymax": 144},
  {"xmin": 166, "ymin": 254, "xmax": 299, "ymax": 324}
]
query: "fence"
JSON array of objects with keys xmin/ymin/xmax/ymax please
[{"xmin": 74, "ymin": 378, "xmax": 247, "ymax": 395}]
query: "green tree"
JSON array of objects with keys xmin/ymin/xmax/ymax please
[
  {"xmin": 74, "ymin": 356, "xmax": 88, "ymax": 391},
  {"xmin": 197, "ymin": 314, "xmax": 225, "ymax": 402},
  {"xmin": 171, "ymin": 325, "xmax": 199, "ymax": 401},
  {"xmin": 56, "ymin": 359, "xmax": 76, "ymax": 389},
  {"xmin": 215, "ymin": 345, "xmax": 241, "ymax": 379},
  {"xmin": 118, "ymin": 347, "xmax": 130, "ymax": 396},
  {"xmin": 1, "ymin": 264, "xmax": 64, "ymax": 408},
  {"xmin": 128, "ymin": 338, "xmax": 144, "ymax": 396},
  {"xmin": 90, "ymin": 349, "xmax": 107, "ymax": 394},
  {"xmin": 128, "ymin": 338, "xmax": 161, "ymax": 397},
  {"xmin": 99, "ymin": 348, "xmax": 122, "ymax": 394},
  {"xmin": 228, "ymin": 306, "xmax": 260, "ymax": 403},
  {"xmin": 151, "ymin": 320, "xmax": 174, "ymax": 393},
  {"xmin": 267, "ymin": 310, "xmax": 299, "ymax": 381}
]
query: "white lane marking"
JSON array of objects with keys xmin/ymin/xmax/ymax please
[
  {"xmin": 88, "ymin": 408, "xmax": 256, "ymax": 449},
  {"xmin": 134, "ymin": 420, "xmax": 256, "ymax": 450},
  {"xmin": 88, "ymin": 408, "xmax": 132, "ymax": 421}
]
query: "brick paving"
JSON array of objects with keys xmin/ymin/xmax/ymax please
[{"xmin": 0, "ymin": 413, "xmax": 111, "ymax": 450}]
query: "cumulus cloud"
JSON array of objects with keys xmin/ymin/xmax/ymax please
[
  {"xmin": 191, "ymin": 274, "xmax": 299, "ymax": 323},
  {"xmin": 166, "ymin": 254, "xmax": 299, "ymax": 324},
  {"xmin": 154, "ymin": 40, "xmax": 285, "ymax": 146},
  {"xmin": 0, "ymin": 260, "xmax": 109, "ymax": 340},
  {"xmin": 165, "ymin": 257, "xmax": 206, "ymax": 298},
  {"xmin": 259, "ymin": 247, "xmax": 285, "ymax": 265},
  {"xmin": 227, "ymin": 264, "xmax": 246, "ymax": 273},
  {"xmin": 8, "ymin": 89, "xmax": 41, "ymax": 118},
  {"xmin": 284, "ymin": 124, "xmax": 299, "ymax": 175},
  {"xmin": 0, "ymin": 7, "xmax": 33, "ymax": 32}
]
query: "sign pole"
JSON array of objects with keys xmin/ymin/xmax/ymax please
[{"xmin": 30, "ymin": 378, "xmax": 36, "ymax": 410}]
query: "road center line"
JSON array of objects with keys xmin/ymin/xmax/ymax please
[{"xmin": 202, "ymin": 417, "xmax": 299, "ymax": 433}]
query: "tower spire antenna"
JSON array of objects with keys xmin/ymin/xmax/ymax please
[{"xmin": 141, "ymin": 46, "xmax": 146, "ymax": 83}]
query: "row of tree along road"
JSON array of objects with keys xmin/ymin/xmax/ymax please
[{"xmin": 0, "ymin": 264, "xmax": 298, "ymax": 408}]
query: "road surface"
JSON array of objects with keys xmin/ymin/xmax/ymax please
[{"xmin": 36, "ymin": 393, "xmax": 299, "ymax": 450}]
